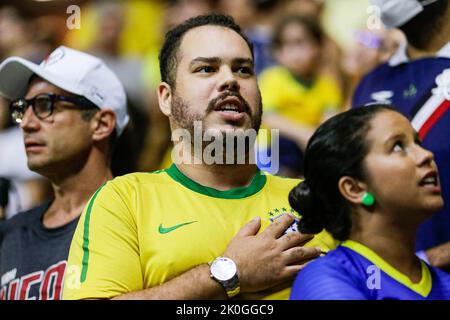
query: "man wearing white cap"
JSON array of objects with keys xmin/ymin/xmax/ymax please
[
  {"xmin": 353, "ymin": 0, "xmax": 450, "ymax": 272},
  {"xmin": 0, "ymin": 46, "xmax": 129, "ymax": 299}
]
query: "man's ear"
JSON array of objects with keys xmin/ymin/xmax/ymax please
[
  {"xmin": 158, "ymin": 82, "xmax": 172, "ymax": 117},
  {"xmin": 338, "ymin": 176, "xmax": 368, "ymax": 205},
  {"xmin": 91, "ymin": 109, "xmax": 116, "ymax": 142}
]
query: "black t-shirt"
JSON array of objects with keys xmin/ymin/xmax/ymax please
[{"xmin": 0, "ymin": 202, "xmax": 79, "ymax": 300}]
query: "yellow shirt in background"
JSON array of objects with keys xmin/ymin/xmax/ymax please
[{"xmin": 259, "ymin": 66, "xmax": 342, "ymax": 126}]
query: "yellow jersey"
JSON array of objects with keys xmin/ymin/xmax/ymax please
[
  {"xmin": 63, "ymin": 165, "xmax": 337, "ymax": 300},
  {"xmin": 259, "ymin": 66, "xmax": 342, "ymax": 126}
]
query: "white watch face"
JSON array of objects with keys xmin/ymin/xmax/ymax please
[{"xmin": 211, "ymin": 257, "xmax": 237, "ymax": 281}]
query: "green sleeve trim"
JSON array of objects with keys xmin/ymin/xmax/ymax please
[{"xmin": 80, "ymin": 184, "xmax": 105, "ymax": 283}]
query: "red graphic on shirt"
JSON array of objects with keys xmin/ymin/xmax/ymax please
[{"xmin": 1, "ymin": 261, "xmax": 67, "ymax": 300}]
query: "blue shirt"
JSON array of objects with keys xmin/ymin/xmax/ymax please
[{"xmin": 290, "ymin": 240, "xmax": 450, "ymax": 300}]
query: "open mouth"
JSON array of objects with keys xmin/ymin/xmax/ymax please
[
  {"xmin": 215, "ymin": 103, "xmax": 243, "ymax": 113},
  {"xmin": 419, "ymin": 171, "xmax": 439, "ymax": 188},
  {"xmin": 213, "ymin": 96, "xmax": 246, "ymax": 113}
]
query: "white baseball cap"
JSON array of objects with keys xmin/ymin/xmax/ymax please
[
  {"xmin": 0, "ymin": 46, "xmax": 129, "ymax": 135},
  {"xmin": 370, "ymin": 0, "xmax": 440, "ymax": 28}
]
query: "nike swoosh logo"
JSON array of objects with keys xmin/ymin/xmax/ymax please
[{"xmin": 158, "ymin": 221, "xmax": 197, "ymax": 234}]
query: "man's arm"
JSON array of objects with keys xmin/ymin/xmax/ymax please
[
  {"xmin": 113, "ymin": 264, "xmax": 224, "ymax": 300},
  {"xmin": 113, "ymin": 214, "xmax": 321, "ymax": 299}
]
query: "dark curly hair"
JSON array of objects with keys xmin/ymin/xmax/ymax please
[
  {"xmin": 288, "ymin": 104, "xmax": 398, "ymax": 240},
  {"xmin": 159, "ymin": 14, "xmax": 254, "ymax": 88}
]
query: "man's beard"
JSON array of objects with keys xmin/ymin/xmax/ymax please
[
  {"xmin": 171, "ymin": 90, "xmax": 262, "ymax": 134},
  {"xmin": 170, "ymin": 90, "xmax": 263, "ymax": 163}
]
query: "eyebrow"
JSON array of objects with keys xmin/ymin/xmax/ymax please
[
  {"xmin": 384, "ymin": 129, "xmax": 421, "ymax": 146},
  {"xmin": 383, "ymin": 133, "xmax": 405, "ymax": 146},
  {"xmin": 189, "ymin": 57, "xmax": 254, "ymax": 67}
]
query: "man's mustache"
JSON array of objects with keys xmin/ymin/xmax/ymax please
[{"xmin": 206, "ymin": 91, "xmax": 252, "ymax": 115}]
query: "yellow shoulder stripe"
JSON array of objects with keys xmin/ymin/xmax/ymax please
[{"xmin": 342, "ymin": 240, "xmax": 432, "ymax": 297}]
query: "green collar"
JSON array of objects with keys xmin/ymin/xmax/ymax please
[{"xmin": 165, "ymin": 164, "xmax": 267, "ymax": 199}]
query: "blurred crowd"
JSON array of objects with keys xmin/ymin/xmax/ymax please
[{"xmin": 0, "ymin": 0, "xmax": 404, "ymax": 218}]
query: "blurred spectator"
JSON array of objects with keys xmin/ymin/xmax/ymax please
[
  {"xmin": 341, "ymin": 28, "xmax": 403, "ymax": 107},
  {"xmin": 0, "ymin": 97, "xmax": 51, "ymax": 220},
  {"xmin": 218, "ymin": 0, "xmax": 280, "ymax": 75},
  {"xmin": 259, "ymin": 15, "xmax": 342, "ymax": 177},
  {"xmin": 279, "ymin": 0, "xmax": 344, "ymax": 89},
  {"xmin": 281, "ymin": 0, "xmax": 324, "ymax": 20},
  {"xmin": 89, "ymin": 2, "xmax": 146, "ymax": 111},
  {"xmin": 0, "ymin": 7, "xmax": 49, "ymax": 63},
  {"xmin": 164, "ymin": 0, "xmax": 214, "ymax": 31},
  {"xmin": 65, "ymin": 0, "xmax": 164, "ymax": 56},
  {"xmin": 0, "ymin": 6, "xmax": 31, "ymax": 60},
  {"xmin": 86, "ymin": 2, "xmax": 149, "ymax": 175}
]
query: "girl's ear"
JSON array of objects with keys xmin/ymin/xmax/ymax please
[{"xmin": 338, "ymin": 176, "xmax": 369, "ymax": 205}]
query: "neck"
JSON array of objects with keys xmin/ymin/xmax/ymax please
[
  {"xmin": 292, "ymin": 70, "xmax": 315, "ymax": 85},
  {"xmin": 406, "ymin": 25, "xmax": 450, "ymax": 60},
  {"xmin": 407, "ymin": 45, "xmax": 440, "ymax": 60},
  {"xmin": 350, "ymin": 209, "xmax": 422, "ymax": 282},
  {"xmin": 43, "ymin": 151, "xmax": 112, "ymax": 228},
  {"xmin": 171, "ymin": 136, "xmax": 260, "ymax": 190},
  {"xmin": 176, "ymin": 162, "xmax": 259, "ymax": 191}
]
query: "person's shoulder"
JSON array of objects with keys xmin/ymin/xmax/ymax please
[
  {"xmin": 0, "ymin": 202, "xmax": 49, "ymax": 236},
  {"xmin": 359, "ymin": 62, "xmax": 394, "ymax": 84},
  {"xmin": 107, "ymin": 169, "xmax": 171, "ymax": 189},
  {"xmin": 307, "ymin": 246, "xmax": 350, "ymax": 265},
  {"xmin": 90, "ymin": 169, "xmax": 176, "ymax": 206},
  {"xmin": 263, "ymin": 172, "xmax": 301, "ymax": 190},
  {"xmin": 356, "ymin": 56, "xmax": 446, "ymax": 87},
  {"xmin": 352, "ymin": 62, "xmax": 394, "ymax": 106},
  {"xmin": 291, "ymin": 249, "xmax": 348, "ymax": 293},
  {"xmin": 301, "ymin": 245, "xmax": 367, "ymax": 279},
  {"xmin": 291, "ymin": 246, "xmax": 369, "ymax": 299}
]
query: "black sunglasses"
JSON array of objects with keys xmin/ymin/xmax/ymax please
[{"xmin": 10, "ymin": 93, "xmax": 99, "ymax": 123}]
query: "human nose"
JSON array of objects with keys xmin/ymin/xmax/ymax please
[
  {"xmin": 218, "ymin": 66, "xmax": 240, "ymax": 92},
  {"xmin": 19, "ymin": 105, "xmax": 40, "ymax": 132},
  {"xmin": 415, "ymin": 144, "xmax": 434, "ymax": 167}
]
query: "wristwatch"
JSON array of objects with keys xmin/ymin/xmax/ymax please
[{"xmin": 209, "ymin": 257, "xmax": 240, "ymax": 298}]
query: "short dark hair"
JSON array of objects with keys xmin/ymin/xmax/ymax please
[
  {"xmin": 272, "ymin": 15, "xmax": 323, "ymax": 50},
  {"xmin": 399, "ymin": 0, "xmax": 449, "ymax": 49},
  {"xmin": 159, "ymin": 14, "xmax": 254, "ymax": 88},
  {"xmin": 288, "ymin": 105, "xmax": 397, "ymax": 241}
]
